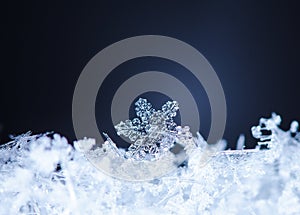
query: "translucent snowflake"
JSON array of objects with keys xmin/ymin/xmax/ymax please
[{"xmin": 113, "ymin": 98, "xmax": 194, "ymax": 160}]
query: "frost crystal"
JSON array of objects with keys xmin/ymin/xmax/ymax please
[
  {"xmin": 114, "ymin": 98, "xmax": 193, "ymax": 160},
  {"xmin": 0, "ymin": 107, "xmax": 300, "ymax": 214}
]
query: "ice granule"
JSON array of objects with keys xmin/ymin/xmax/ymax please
[{"xmin": 0, "ymin": 113, "xmax": 299, "ymax": 214}]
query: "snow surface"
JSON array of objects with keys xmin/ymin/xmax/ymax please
[{"xmin": 0, "ymin": 113, "xmax": 300, "ymax": 214}]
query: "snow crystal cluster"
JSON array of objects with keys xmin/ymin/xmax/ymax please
[
  {"xmin": 79, "ymin": 98, "xmax": 195, "ymax": 181},
  {"xmin": 0, "ymin": 104, "xmax": 300, "ymax": 214}
]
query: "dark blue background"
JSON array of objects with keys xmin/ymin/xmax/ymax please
[{"xmin": 1, "ymin": 1, "xmax": 299, "ymax": 149}]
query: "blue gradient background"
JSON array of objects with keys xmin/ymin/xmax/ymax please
[{"xmin": 1, "ymin": 1, "xmax": 299, "ymax": 149}]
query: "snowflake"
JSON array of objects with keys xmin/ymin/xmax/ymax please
[{"xmin": 113, "ymin": 98, "xmax": 194, "ymax": 160}]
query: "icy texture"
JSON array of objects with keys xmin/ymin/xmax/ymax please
[
  {"xmin": 83, "ymin": 98, "xmax": 196, "ymax": 181},
  {"xmin": 0, "ymin": 113, "xmax": 300, "ymax": 214}
]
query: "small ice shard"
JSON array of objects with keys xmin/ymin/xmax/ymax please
[
  {"xmin": 290, "ymin": 120, "xmax": 299, "ymax": 133},
  {"xmin": 236, "ymin": 134, "xmax": 245, "ymax": 150}
]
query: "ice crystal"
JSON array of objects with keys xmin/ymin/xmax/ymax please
[
  {"xmin": 0, "ymin": 111, "xmax": 300, "ymax": 214},
  {"xmin": 114, "ymin": 98, "xmax": 193, "ymax": 160}
]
